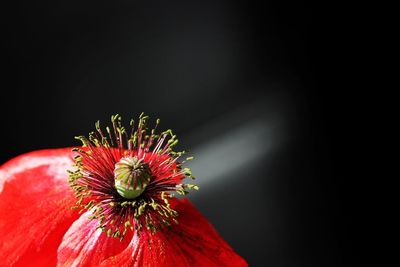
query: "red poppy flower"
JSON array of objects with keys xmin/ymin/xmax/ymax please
[{"xmin": 0, "ymin": 114, "xmax": 247, "ymax": 267}]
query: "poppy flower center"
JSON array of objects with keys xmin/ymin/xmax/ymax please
[
  {"xmin": 114, "ymin": 156, "xmax": 151, "ymax": 199},
  {"xmin": 68, "ymin": 113, "xmax": 198, "ymax": 239}
]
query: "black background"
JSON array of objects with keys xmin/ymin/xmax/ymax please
[{"xmin": 2, "ymin": 1, "xmax": 358, "ymax": 266}]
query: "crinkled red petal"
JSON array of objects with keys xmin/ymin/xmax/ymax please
[
  {"xmin": 0, "ymin": 149, "xmax": 80, "ymax": 267},
  {"xmin": 0, "ymin": 149, "xmax": 247, "ymax": 267},
  {"xmin": 57, "ymin": 211, "xmax": 132, "ymax": 267},
  {"xmin": 100, "ymin": 198, "xmax": 248, "ymax": 267}
]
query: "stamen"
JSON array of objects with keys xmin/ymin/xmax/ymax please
[{"xmin": 68, "ymin": 113, "xmax": 198, "ymax": 239}]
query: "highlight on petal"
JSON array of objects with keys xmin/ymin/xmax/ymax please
[
  {"xmin": 57, "ymin": 211, "xmax": 132, "ymax": 267},
  {"xmin": 0, "ymin": 149, "xmax": 80, "ymax": 267},
  {"xmin": 100, "ymin": 198, "xmax": 248, "ymax": 267}
]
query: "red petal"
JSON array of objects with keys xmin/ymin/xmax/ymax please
[
  {"xmin": 57, "ymin": 211, "xmax": 132, "ymax": 267},
  {"xmin": 100, "ymin": 198, "xmax": 248, "ymax": 267},
  {"xmin": 0, "ymin": 148, "xmax": 81, "ymax": 267}
]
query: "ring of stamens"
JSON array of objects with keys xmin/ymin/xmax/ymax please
[{"xmin": 68, "ymin": 113, "xmax": 198, "ymax": 239}]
